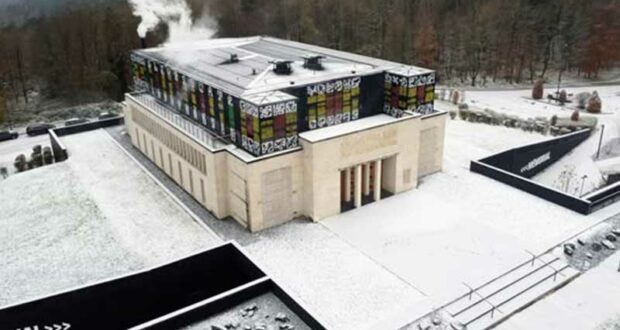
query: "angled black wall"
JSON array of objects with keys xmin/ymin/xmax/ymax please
[
  {"xmin": 470, "ymin": 129, "xmax": 595, "ymax": 214},
  {"xmin": 480, "ymin": 129, "xmax": 592, "ymax": 178},
  {"xmin": 0, "ymin": 244, "xmax": 265, "ymax": 330}
]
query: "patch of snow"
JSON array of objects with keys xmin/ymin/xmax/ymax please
[
  {"xmin": 500, "ymin": 248, "xmax": 620, "ymax": 330},
  {"xmin": 0, "ymin": 129, "xmax": 219, "ymax": 308},
  {"xmin": 244, "ymin": 220, "xmax": 429, "ymax": 330},
  {"xmin": 464, "ymin": 85, "xmax": 620, "ymax": 196},
  {"xmin": 321, "ymin": 119, "xmax": 620, "ymax": 309}
]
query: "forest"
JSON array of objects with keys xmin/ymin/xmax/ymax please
[{"xmin": 0, "ymin": 0, "xmax": 619, "ymax": 123}]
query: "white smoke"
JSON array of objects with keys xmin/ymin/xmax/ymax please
[{"xmin": 128, "ymin": 0, "xmax": 216, "ymax": 44}]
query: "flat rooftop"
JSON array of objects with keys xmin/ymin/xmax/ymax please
[{"xmin": 135, "ymin": 36, "xmax": 433, "ymax": 96}]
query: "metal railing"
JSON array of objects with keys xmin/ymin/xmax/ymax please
[{"xmin": 128, "ymin": 93, "xmax": 229, "ymax": 152}]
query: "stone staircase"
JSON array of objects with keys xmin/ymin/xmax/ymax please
[{"xmin": 443, "ymin": 252, "xmax": 580, "ymax": 330}]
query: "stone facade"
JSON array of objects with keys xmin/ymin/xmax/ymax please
[{"xmin": 125, "ymin": 94, "xmax": 446, "ymax": 232}]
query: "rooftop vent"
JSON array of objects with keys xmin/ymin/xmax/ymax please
[
  {"xmin": 270, "ymin": 60, "xmax": 293, "ymax": 75},
  {"xmin": 222, "ymin": 53, "xmax": 239, "ymax": 65},
  {"xmin": 303, "ymin": 54, "xmax": 325, "ymax": 71}
]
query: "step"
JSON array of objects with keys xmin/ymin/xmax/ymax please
[
  {"xmin": 462, "ymin": 266, "xmax": 580, "ymax": 330},
  {"xmin": 445, "ymin": 254, "xmax": 559, "ymax": 317}
]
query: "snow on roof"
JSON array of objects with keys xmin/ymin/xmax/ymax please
[
  {"xmin": 242, "ymin": 90, "xmax": 297, "ymax": 105},
  {"xmin": 298, "ymin": 113, "xmax": 417, "ymax": 143},
  {"xmin": 135, "ymin": 36, "xmax": 432, "ymax": 96},
  {"xmin": 387, "ymin": 65, "xmax": 433, "ymax": 77}
]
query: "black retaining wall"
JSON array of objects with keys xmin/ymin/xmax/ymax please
[
  {"xmin": 470, "ymin": 129, "xmax": 597, "ymax": 214},
  {"xmin": 470, "ymin": 160, "xmax": 591, "ymax": 214},
  {"xmin": 47, "ymin": 116, "xmax": 124, "ymax": 163},
  {"xmin": 479, "ymin": 129, "xmax": 592, "ymax": 178},
  {"xmin": 48, "ymin": 129, "xmax": 68, "ymax": 162},
  {"xmin": 585, "ymin": 183, "xmax": 620, "ymax": 213},
  {"xmin": 0, "ymin": 242, "xmax": 325, "ymax": 330},
  {"xmin": 53, "ymin": 116, "xmax": 124, "ymax": 137}
]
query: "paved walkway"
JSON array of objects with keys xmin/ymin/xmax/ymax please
[
  {"xmin": 105, "ymin": 125, "xmax": 257, "ymax": 244},
  {"xmin": 104, "ymin": 126, "xmax": 428, "ymax": 330}
]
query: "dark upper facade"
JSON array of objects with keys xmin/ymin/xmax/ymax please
[{"xmin": 130, "ymin": 36, "xmax": 436, "ymax": 157}]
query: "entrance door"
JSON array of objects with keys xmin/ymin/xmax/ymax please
[{"xmin": 340, "ymin": 167, "xmax": 354, "ymax": 212}]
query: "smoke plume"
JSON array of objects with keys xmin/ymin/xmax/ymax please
[{"xmin": 128, "ymin": 0, "xmax": 216, "ymax": 44}]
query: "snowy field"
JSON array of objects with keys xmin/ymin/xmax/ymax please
[
  {"xmin": 0, "ymin": 130, "xmax": 219, "ymax": 307},
  {"xmin": 322, "ymin": 118, "xmax": 620, "ymax": 307},
  {"xmin": 4, "ymin": 83, "xmax": 620, "ymax": 329},
  {"xmin": 466, "ymin": 85, "xmax": 620, "ymax": 194},
  {"xmin": 0, "ymin": 128, "xmax": 429, "ymax": 330},
  {"xmin": 466, "ymin": 85, "xmax": 620, "ymax": 119}
]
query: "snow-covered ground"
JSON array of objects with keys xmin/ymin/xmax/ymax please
[
  {"xmin": 0, "ymin": 134, "xmax": 49, "ymax": 177},
  {"xmin": 465, "ymin": 85, "xmax": 620, "ymax": 195},
  {"xmin": 440, "ymin": 68, "xmax": 620, "ymax": 90},
  {"xmin": 322, "ymin": 118, "xmax": 620, "ymax": 308},
  {"xmin": 3, "ymin": 84, "xmax": 620, "ymax": 329},
  {"xmin": 244, "ymin": 220, "xmax": 429, "ymax": 330},
  {"xmin": 501, "ymin": 248, "xmax": 620, "ymax": 330},
  {"xmin": 0, "ymin": 129, "xmax": 429, "ymax": 330},
  {"xmin": 0, "ymin": 130, "xmax": 219, "ymax": 307}
]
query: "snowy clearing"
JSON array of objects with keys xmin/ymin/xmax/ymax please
[
  {"xmin": 322, "ymin": 118, "xmax": 620, "ymax": 307},
  {"xmin": 0, "ymin": 129, "xmax": 219, "ymax": 308},
  {"xmin": 243, "ymin": 220, "xmax": 429, "ymax": 330},
  {"xmin": 466, "ymin": 85, "xmax": 620, "ymax": 194}
]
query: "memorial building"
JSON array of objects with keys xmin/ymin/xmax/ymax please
[{"xmin": 124, "ymin": 36, "xmax": 446, "ymax": 231}]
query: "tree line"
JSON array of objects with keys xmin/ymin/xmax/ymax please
[
  {"xmin": 205, "ymin": 0, "xmax": 620, "ymax": 86},
  {"xmin": 0, "ymin": 0, "xmax": 619, "ymax": 119}
]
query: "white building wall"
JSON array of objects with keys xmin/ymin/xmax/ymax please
[{"xmin": 125, "ymin": 96, "xmax": 446, "ymax": 232}]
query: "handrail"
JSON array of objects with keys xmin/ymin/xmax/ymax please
[
  {"xmin": 451, "ymin": 258, "xmax": 560, "ymax": 317},
  {"xmin": 463, "ymin": 264, "xmax": 571, "ymax": 326}
]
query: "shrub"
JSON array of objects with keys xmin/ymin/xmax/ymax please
[
  {"xmin": 587, "ymin": 91, "xmax": 602, "ymax": 113},
  {"xmin": 468, "ymin": 111, "xmax": 479, "ymax": 122},
  {"xmin": 451, "ymin": 90, "xmax": 460, "ymax": 105},
  {"xmin": 43, "ymin": 147, "xmax": 54, "ymax": 165},
  {"xmin": 571, "ymin": 110, "xmax": 580, "ymax": 122},
  {"xmin": 550, "ymin": 115, "xmax": 558, "ymax": 126},
  {"xmin": 532, "ymin": 79, "xmax": 544, "ymax": 100},
  {"xmin": 550, "ymin": 126, "xmax": 560, "ymax": 136},
  {"xmin": 459, "ymin": 108, "xmax": 470, "ymax": 121},
  {"xmin": 559, "ymin": 89, "xmax": 568, "ymax": 105},
  {"xmin": 559, "ymin": 127, "xmax": 571, "ymax": 135},
  {"xmin": 32, "ymin": 145, "xmax": 42, "ymax": 154},
  {"xmin": 575, "ymin": 92, "xmax": 591, "ymax": 109},
  {"xmin": 14, "ymin": 154, "xmax": 27, "ymax": 172}
]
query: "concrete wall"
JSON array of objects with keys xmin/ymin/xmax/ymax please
[
  {"xmin": 299, "ymin": 116, "xmax": 420, "ymax": 221},
  {"xmin": 417, "ymin": 112, "xmax": 447, "ymax": 178},
  {"xmin": 243, "ymin": 151, "xmax": 304, "ymax": 231},
  {"xmin": 125, "ymin": 97, "xmax": 445, "ymax": 232},
  {"xmin": 125, "ymin": 100, "xmax": 228, "ymax": 220}
]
